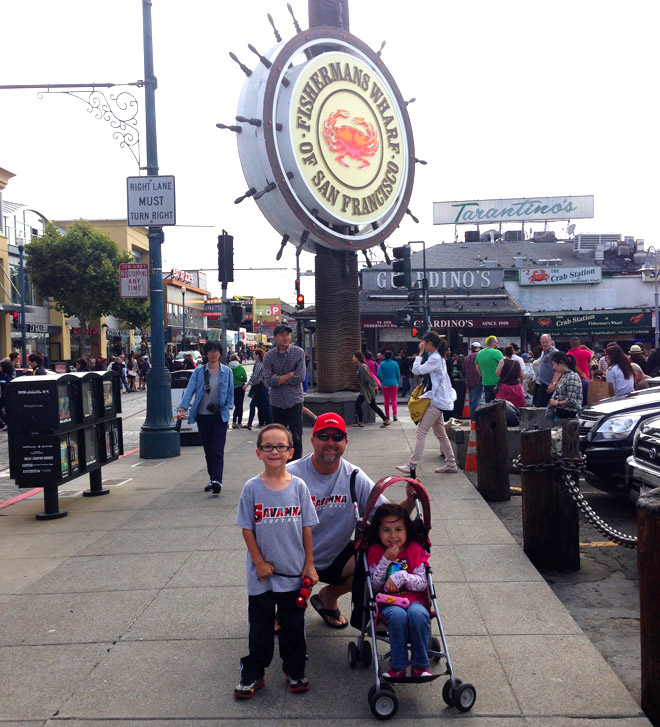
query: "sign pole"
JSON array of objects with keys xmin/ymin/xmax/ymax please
[{"xmin": 139, "ymin": 0, "xmax": 180, "ymax": 459}]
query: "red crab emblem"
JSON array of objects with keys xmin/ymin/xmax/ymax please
[
  {"xmin": 323, "ymin": 110, "xmax": 379, "ymax": 168},
  {"xmin": 528, "ymin": 270, "xmax": 550, "ymax": 283},
  {"xmin": 538, "ymin": 317, "xmax": 552, "ymax": 327}
]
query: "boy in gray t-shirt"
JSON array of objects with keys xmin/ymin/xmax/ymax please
[{"xmin": 235, "ymin": 424, "xmax": 318, "ymax": 699}]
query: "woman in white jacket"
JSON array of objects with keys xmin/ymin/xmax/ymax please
[{"xmin": 396, "ymin": 332, "xmax": 457, "ymax": 475}]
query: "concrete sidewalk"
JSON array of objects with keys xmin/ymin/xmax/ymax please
[{"xmin": 0, "ymin": 414, "xmax": 651, "ymax": 726}]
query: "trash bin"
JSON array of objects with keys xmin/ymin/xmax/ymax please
[
  {"xmin": 171, "ymin": 370, "xmax": 201, "ymax": 446},
  {"xmin": 450, "ymin": 375, "xmax": 467, "ymax": 419}
]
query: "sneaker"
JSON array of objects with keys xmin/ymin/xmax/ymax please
[
  {"xmin": 204, "ymin": 481, "xmax": 214, "ymax": 492},
  {"xmin": 435, "ymin": 465, "xmax": 458, "ymax": 474},
  {"xmin": 393, "ymin": 416, "xmax": 398, "ymax": 422},
  {"xmin": 382, "ymin": 668, "xmax": 406, "ymax": 679},
  {"xmin": 211, "ymin": 481, "xmax": 222, "ymax": 495},
  {"xmin": 411, "ymin": 666, "xmax": 432, "ymax": 678},
  {"xmin": 395, "ymin": 464, "xmax": 412, "ymax": 475},
  {"xmin": 285, "ymin": 675, "xmax": 310, "ymax": 693},
  {"xmin": 234, "ymin": 677, "xmax": 265, "ymax": 699}
]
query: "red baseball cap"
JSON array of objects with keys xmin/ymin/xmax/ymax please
[{"xmin": 312, "ymin": 412, "xmax": 347, "ymax": 436}]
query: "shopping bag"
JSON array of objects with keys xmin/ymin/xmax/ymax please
[
  {"xmin": 586, "ymin": 379, "xmax": 614, "ymax": 405},
  {"xmin": 408, "ymin": 383, "xmax": 430, "ymax": 424}
]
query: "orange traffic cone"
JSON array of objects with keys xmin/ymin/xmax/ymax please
[
  {"xmin": 463, "ymin": 421, "xmax": 478, "ymax": 472},
  {"xmin": 461, "ymin": 391, "xmax": 470, "ymax": 419}
]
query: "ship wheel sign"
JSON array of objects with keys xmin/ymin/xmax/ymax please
[{"xmin": 233, "ymin": 26, "xmax": 416, "ymax": 253}]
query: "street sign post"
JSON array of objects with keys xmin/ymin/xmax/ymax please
[{"xmin": 126, "ymin": 175, "xmax": 176, "ymax": 227}]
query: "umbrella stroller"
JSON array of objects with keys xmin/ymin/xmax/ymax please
[{"xmin": 347, "ymin": 473, "xmax": 476, "ymax": 719}]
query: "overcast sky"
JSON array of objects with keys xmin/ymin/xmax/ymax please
[{"xmin": 2, "ymin": 0, "xmax": 656, "ymax": 305}]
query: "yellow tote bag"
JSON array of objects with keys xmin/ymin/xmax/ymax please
[{"xmin": 408, "ymin": 383, "xmax": 430, "ymax": 424}]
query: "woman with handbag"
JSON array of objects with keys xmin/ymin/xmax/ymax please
[
  {"xmin": 547, "ymin": 352, "xmax": 583, "ymax": 420},
  {"xmin": 396, "ymin": 332, "xmax": 457, "ymax": 475},
  {"xmin": 352, "ymin": 351, "xmax": 390, "ymax": 428},
  {"xmin": 494, "ymin": 346, "xmax": 526, "ymax": 408}
]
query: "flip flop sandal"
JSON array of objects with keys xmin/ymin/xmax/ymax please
[{"xmin": 310, "ymin": 594, "xmax": 348, "ymax": 629}]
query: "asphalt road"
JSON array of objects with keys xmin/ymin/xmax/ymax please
[{"xmin": 467, "ymin": 470, "xmax": 642, "ymax": 705}]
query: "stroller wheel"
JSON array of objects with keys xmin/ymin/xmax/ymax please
[
  {"xmin": 442, "ymin": 677, "xmax": 462, "ymax": 706},
  {"xmin": 429, "ymin": 635, "xmax": 442, "ymax": 663},
  {"xmin": 369, "ymin": 686, "xmax": 398, "ymax": 720},
  {"xmin": 453, "ymin": 682, "xmax": 477, "ymax": 712},
  {"xmin": 360, "ymin": 639, "xmax": 372, "ymax": 667},
  {"xmin": 347, "ymin": 642, "xmax": 359, "ymax": 669}
]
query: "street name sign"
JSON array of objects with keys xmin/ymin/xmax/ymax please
[{"xmin": 126, "ymin": 175, "xmax": 176, "ymax": 227}]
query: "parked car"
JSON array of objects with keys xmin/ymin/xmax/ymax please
[
  {"xmin": 626, "ymin": 415, "xmax": 660, "ymax": 503},
  {"xmin": 578, "ymin": 387, "xmax": 660, "ymax": 495},
  {"xmin": 172, "ymin": 351, "xmax": 202, "ymax": 370}
]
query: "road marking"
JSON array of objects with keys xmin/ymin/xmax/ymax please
[{"xmin": 0, "ymin": 488, "xmax": 43, "ymax": 510}]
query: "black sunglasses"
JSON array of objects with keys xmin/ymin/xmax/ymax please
[{"xmin": 314, "ymin": 432, "xmax": 346, "ymax": 442}]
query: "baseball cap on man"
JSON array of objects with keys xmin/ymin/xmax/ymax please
[
  {"xmin": 470, "ymin": 342, "xmax": 481, "ymax": 350},
  {"xmin": 273, "ymin": 324, "xmax": 292, "ymax": 335},
  {"xmin": 312, "ymin": 412, "xmax": 347, "ymax": 436}
]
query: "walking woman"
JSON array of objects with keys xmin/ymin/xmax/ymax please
[
  {"xmin": 352, "ymin": 351, "xmax": 390, "ymax": 428},
  {"xmin": 548, "ymin": 352, "xmax": 583, "ymax": 419},
  {"xmin": 177, "ymin": 341, "xmax": 234, "ymax": 494},
  {"xmin": 396, "ymin": 332, "xmax": 457, "ymax": 475},
  {"xmin": 604, "ymin": 343, "xmax": 635, "ymax": 396},
  {"xmin": 377, "ymin": 350, "xmax": 401, "ymax": 422},
  {"xmin": 243, "ymin": 348, "xmax": 268, "ymax": 430}
]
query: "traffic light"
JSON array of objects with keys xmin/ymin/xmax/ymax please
[
  {"xmin": 296, "ymin": 293, "xmax": 305, "ymax": 309},
  {"xmin": 395, "ymin": 309, "xmax": 414, "ymax": 327},
  {"xmin": 392, "ymin": 245, "xmax": 412, "ymax": 288},
  {"xmin": 217, "ymin": 232, "xmax": 234, "ymax": 283},
  {"xmin": 407, "ymin": 288, "xmax": 421, "ymax": 305},
  {"xmin": 231, "ymin": 303, "xmax": 244, "ymax": 326},
  {"xmin": 11, "ymin": 312, "xmax": 20, "ymax": 330},
  {"xmin": 412, "ymin": 326, "xmax": 424, "ymax": 339}
]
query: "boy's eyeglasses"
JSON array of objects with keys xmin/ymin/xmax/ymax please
[
  {"xmin": 314, "ymin": 432, "xmax": 346, "ymax": 442},
  {"xmin": 258, "ymin": 444, "xmax": 292, "ymax": 452}
]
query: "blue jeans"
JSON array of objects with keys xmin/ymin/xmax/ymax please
[
  {"xmin": 381, "ymin": 601, "xmax": 430, "ymax": 670},
  {"xmin": 483, "ymin": 385, "xmax": 497, "ymax": 403},
  {"xmin": 467, "ymin": 383, "xmax": 483, "ymax": 419}
]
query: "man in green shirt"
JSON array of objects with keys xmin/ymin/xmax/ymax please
[{"xmin": 476, "ymin": 335, "xmax": 503, "ymax": 403}]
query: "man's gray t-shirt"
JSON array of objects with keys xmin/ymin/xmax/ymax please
[
  {"xmin": 286, "ymin": 456, "xmax": 382, "ymax": 570},
  {"xmin": 236, "ymin": 474, "xmax": 318, "ymax": 596}
]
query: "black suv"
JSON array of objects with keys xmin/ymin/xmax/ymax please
[
  {"xmin": 578, "ymin": 388, "xmax": 660, "ymax": 495},
  {"xmin": 626, "ymin": 415, "xmax": 660, "ymax": 503}
]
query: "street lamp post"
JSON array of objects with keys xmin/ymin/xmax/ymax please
[
  {"xmin": 642, "ymin": 247, "xmax": 660, "ymax": 349},
  {"xmin": 181, "ymin": 286, "xmax": 186, "ymax": 351},
  {"xmin": 138, "ymin": 0, "xmax": 180, "ymax": 459},
  {"xmin": 17, "ymin": 244, "xmax": 27, "ymax": 368}
]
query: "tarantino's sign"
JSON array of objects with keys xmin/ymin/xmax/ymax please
[{"xmin": 433, "ymin": 195, "xmax": 594, "ymax": 225}]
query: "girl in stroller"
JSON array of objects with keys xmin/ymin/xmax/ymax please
[{"xmin": 367, "ymin": 503, "xmax": 432, "ymax": 680}]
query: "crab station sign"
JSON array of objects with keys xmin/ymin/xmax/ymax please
[
  {"xmin": 519, "ymin": 266, "xmax": 602, "ymax": 285},
  {"xmin": 234, "ymin": 27, "xmax": 415, "ymax": 253}
]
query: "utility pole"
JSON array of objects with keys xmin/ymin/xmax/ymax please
[{"xmin": 139, "ymin": 0, "xmax": 180, "ymax": 459}]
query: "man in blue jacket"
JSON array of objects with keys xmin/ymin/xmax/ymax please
[{"xmin": 177, "ymin": 341, "xmax": 234, "ymax": 494}]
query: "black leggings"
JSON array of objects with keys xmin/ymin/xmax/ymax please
[{"xmin": 355, "ymin": 394, "xmax": 387, "ymax": 423}]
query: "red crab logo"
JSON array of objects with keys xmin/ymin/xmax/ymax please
[
  {"xmin": 528, "ymin": 270, "xmax": 550, "ymax": 283},
  {"xmin": 538, "ymin": 317, "xmax": 552, "ymax": 327},
  {"xmin": 323, "ymin": 110, "xmax": 379, "ymax": 168}
]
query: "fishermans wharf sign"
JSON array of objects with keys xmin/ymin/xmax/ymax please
[
  {"xmin": 235, "ymin": 27, "xmax": 415, "ymax": 252},
  {"xmin": 433, "ymin": 195, "xmax": 594, "ymax": 225}
]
